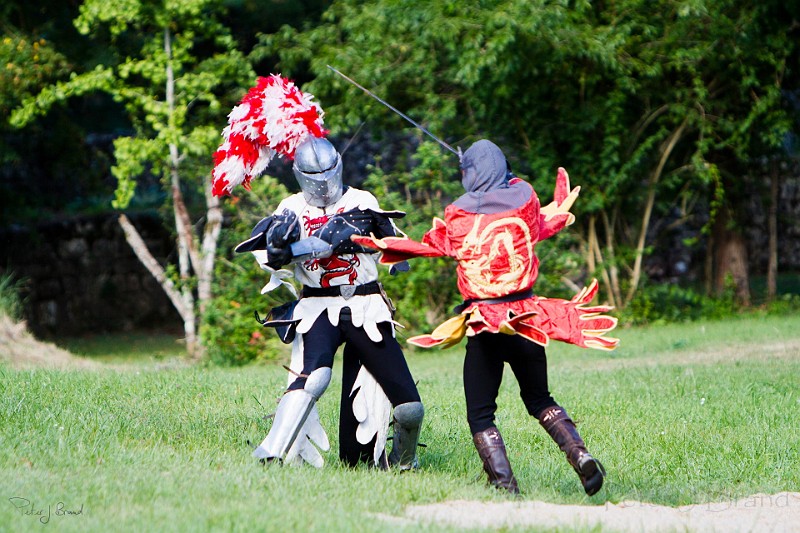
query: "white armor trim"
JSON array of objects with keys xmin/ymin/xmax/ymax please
[{"xmin": 351, "ymin": 367, "xmax": 392, "ymax": 465}]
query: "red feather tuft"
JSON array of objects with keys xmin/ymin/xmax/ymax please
[{"xmin": 211, "ymin": 74, "xmax": 328, "ymax": 197}]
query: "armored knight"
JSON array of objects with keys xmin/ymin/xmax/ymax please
[{"xmin": 236, "ymin": 136, "xmax": 424, "ymax": 468}]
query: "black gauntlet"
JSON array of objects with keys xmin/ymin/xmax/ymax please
[
  {"xmin": 264, "ymin": 210, "xmax": 299, "ymax": 268},
  {"xmin": 234, "ymin": 209, "xmax": 300, "ymax": 269},
  {"xmin": 315, "ymin": 208, "xmax": 405, "ymax": 253}
]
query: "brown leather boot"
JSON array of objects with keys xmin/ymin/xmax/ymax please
[
  {"xmin": 538, "ymin": 405, "xmax": 605, "ymax": 496},
  {"xmin": 472, "ymin": 427, "xmax": 520, "ymax": 494}
]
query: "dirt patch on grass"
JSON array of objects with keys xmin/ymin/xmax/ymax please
[
  {"xmin": 383, "ymin": 340, "xmax": 800, "ymax": 532},
  {"xmin": 385, "ymin": 492, "xmax": 800, "ymax": 532},
  {"xmin": 0, "ymin": 314, "xmax": 95, "ymax": 369}
]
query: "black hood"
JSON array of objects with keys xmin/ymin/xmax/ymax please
[
  {"xmin": 452, "ymin": 139, "xmax": 531, "ymax": 214},
  {"xmin": 460, "ymin": 140, "xmax": 509, "ymax": 193}
]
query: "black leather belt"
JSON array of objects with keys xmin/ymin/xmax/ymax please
[
  {"xmin": 453, "ymin": 289, "xmax": 533, "ymax": 313},
  {"xmin": 301, "ymin": 281, "xmax": 382, "ymax": 299}
]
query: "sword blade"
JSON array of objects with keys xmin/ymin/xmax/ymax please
[{"xmin": 327, "ymin": 65, "xmax": 459, "ymax": 157}]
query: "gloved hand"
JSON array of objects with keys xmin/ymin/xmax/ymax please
[
  {"xmin": 317, "ymin": 214, "xmax": 359, "ymax": 249},
  {"xmin": 540, "ymin": 167, "xmax": 580, "ymax": 225},
  {"xmin": 268, "ymin": 209, "xmax": 299, "ymax": 245},
  {"xmin": 265, "ymin": 209, "xmax": 299, "ymax": 268},
  {"xmin": 389, "ymin": 260, "xmax": 410, "ymax": 276}
]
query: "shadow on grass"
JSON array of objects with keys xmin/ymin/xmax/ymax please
[{"xmin": 51, "ymin": 328, "xmax": 187, "ymax": 363}]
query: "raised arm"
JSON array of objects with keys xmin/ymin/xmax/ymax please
[{"xmin": 539, "ymin": 167, "xmax": 580, "ymax": 241}]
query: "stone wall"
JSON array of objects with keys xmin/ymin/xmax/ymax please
[
  {"xmin": 0, "ymin": 212, "xmax": 181, "ymax": 337},
  {"xmin": 642, "ymin": 171, "xmax": 800, "ymax": 285},
  {"xmin": 747, "ymin": 173, "xmax": 800, "ymax": 272}
]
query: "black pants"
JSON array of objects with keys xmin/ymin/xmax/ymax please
[
  {"xmin": 463, "ymin": 332, "xmax": 557, "ymax": 434},
  {"xmin": 288, "ymin": 312, "xmax": 420, "ymax": 466}
]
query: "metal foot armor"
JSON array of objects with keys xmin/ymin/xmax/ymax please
[
  {"xmin": 253, "ymin": 367, "xmax": 332, "ymax": 462},
  {"xmin": 387, "ymin": 401, "xmax": 424, "ymax": 470}
]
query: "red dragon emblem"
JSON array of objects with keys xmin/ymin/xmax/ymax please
[{"xmin": 302, "ymin": 209, "xmax": 360, "ymax": 287}]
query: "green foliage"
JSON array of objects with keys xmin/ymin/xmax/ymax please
[
  {"xmin": 201, "ymin": 269, "xmax": 291, "ymax": 366},
  {"xmin": 623, "ymin": 282, "xmax": 739, "ymax": 326},
  {"xmin": 362, "ymin": 141, "xmax": 463, "ymax": 330},
  {"xmin": 761, "ymin": 293, "xmax": 800, "ymax": 316},
  {"xmin": 623, "ymin": 271, "xmax": 800, "ymax": 327},
  {"xmin": 254, "ymin": 0, "xmax": 800, "ymax": 308},
  {"xmin": 9, "ymin": 66, "xmax": 116, "ymax": 129},
  {"xmin": 110, "ymin": 136, "xmax": 160, "ymax": 209},
  {"xmin": 0, "ymin": 34, "xmax": 70, "ymax": 118},
  {"xmin": 8, "ymin": 0, "xmax": 264, "ymax": 357},
  {"xmin": 0, "ymin": 30, "xmax": 91, "ymax": 225},
  {"xmin": 10, "ymin": 0, "xmax": 256, "ymax": 210},
  {"xmin": 0, "ymin": 272, "xmax": 24, "ymax": 320},
  {"xmin": 5, "ymin": 0, "xmax": 799, "ymax": 345},
  {"xmin": 200, "ymin": 176, "xmax": 294, "ymax": 365},
  {"xmin": 531, "ymin": 231, "xmax": 587, "ymax": 300}
]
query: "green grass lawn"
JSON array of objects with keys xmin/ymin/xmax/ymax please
[{"xmin": 1, "ymin": 315, "xmax": 799, "ymax": 532}]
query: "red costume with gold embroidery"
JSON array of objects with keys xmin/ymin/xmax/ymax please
[
  {"xmin": 358, "ymin": 139, "xmax": 613, "ymax": 496},
  {"xmin": 353, "ymin": 172, "xmax": 618, "ymax": 351}
]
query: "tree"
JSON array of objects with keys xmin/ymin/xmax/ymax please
[
  {"xmin": 11, "ymin": 0, "xmax": 255, "ymax": 357},
  {"xmin": 0, "ymin": 7, "xmax": 83, "ymax": 225},
  {"xmin": 253, "ymin": 0, "xmax": 800, "ymax": 312},
  {"xmin": 654, "ymin": 1, "xmax": 798, "ymax": 306}
]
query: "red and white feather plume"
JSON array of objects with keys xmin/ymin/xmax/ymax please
[{"xmin": 212, "ymin": 74, "xmax": 327, "ymax": 197}]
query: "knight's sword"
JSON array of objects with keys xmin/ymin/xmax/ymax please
[{"xmin": 327, "ymin": 65, "xmax": 460, "ymax": 158}]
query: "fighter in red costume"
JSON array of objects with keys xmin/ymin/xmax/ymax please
[{"xmin": 354, "ymin": 139, "xmax": 618, "ymax": 495}]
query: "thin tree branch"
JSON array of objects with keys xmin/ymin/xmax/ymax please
[
  {"xmin": 118, "ymin": 214, "xmax": 191, "ymax": 323},
  {"xmin": 626, "ymin": 119, "xmax": 688, "ymax": 304}
]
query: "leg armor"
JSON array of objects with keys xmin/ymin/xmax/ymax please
[
  {"xmin": 253, "ymin": 367, "xmax": 332, "ymax": 462},
  {"xmin": 473, "ymin": 426, "xmax": 519, "ymax": 494},
  {"xmin": 538, "ymin": 405, "xmax": 605, "ymax": 496},
  {"xmin": 388, "ymin": 401, "xmax": 424, "ymax": 470}
]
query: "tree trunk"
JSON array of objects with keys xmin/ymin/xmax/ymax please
[
  {"xmin": 712, "ymin": 208, "xmax": 751, "ymax": 306},
  {"xmin": 585, "ymin": 216, "xmax": 597, "ymax": 278},
  {"xmin": 198, "ymin": 181, "xmax": 222, "ymax": 314},
  {"xmin": 117, "ymin": 214, "xmax": 193, "ymax": 324},
  {"xmin": 704, "ymin": 231, "xmax": 714, "ymax": 296},
  {"xmin": 626, "ymin": 120, "xmax": 688, "ymax": 306},
  {"xmin": 163, "ymin": 26, "xmax": 202, "ymax": 359},
  {"xmin": 587, "ymin": 215, "xmax": 618, "ymax": 308},
  {"xmin": 600, "ymin": 208, "xmax": 622, "ymax": 308},
  {"xmin": 767, "ymin": 162, "xmax": 779, "ymax": 301}
]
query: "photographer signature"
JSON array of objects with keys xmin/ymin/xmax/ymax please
[{"xmin": 8, "ymin": 497, "xmax": 84, "ymax": 524}]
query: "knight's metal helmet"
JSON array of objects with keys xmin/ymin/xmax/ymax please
[{"xmin": 292, "ymin": 136, "xmax": 343, "ymax": 207}]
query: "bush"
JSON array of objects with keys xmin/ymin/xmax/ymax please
[
  {"xmin": 0, "ymin": 273, "xmax": 24, "ymax": 321},
  {"xmin": 622, "ymin": 282, "xmax": 739, "ymax": 326},
  {"xmin": 763, "ymin": 293, "xmax": 800, "ymax": 314},
  {"xmin": 362, "ymin": 141, "xmax": 464, "ymax": 332},
  {"xmin": 201, "ymin": 272, "xmax": 292, "ymax": 366},
  {"xmin": 621, "ymin": 272, "xmax": 800, "ymax": 327}
]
